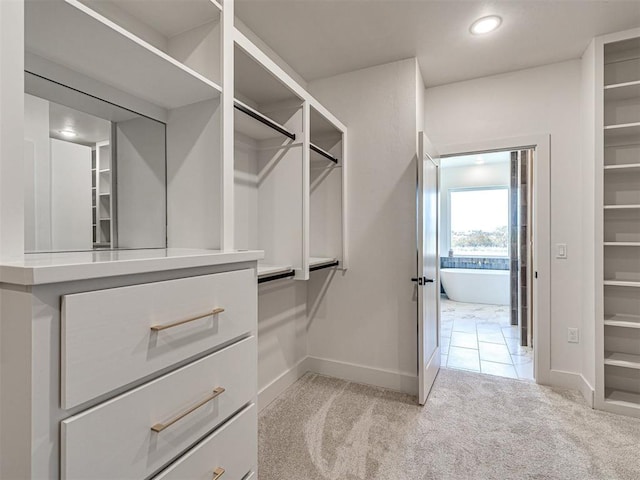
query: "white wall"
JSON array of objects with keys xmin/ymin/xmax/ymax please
[
  {"xmin": 440, "ymin": 162, "xmax": 510, "ymax": 255},
  {"xmin": 306, "ymin": 58, "xmax": 421, "ymax": 392},
  {"xmin": 257, "ymin": 280, "xmax": 308, "ymax": 409},
  {"xmin": 50, "ymin": 138, "xmax": 92, "ymax": 251},
  {"xmin": 116, "ymin": 117, "xmax": 166, "ymax": 248},
  {"xmin": 23, "ymin": 94, "xmax": 51, "ymax": 252},
  {"xmin": 424, "ymin": 60, "xmax": 585, "ymax": 378},
  {"xmin": 167, "ymin": 98, "xmax": 221, "ymax": 249}
]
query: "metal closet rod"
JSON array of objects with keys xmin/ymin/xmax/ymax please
[
  {"xmin": 310, "ymin": 143, "xmax": 339, "ymax": 164},
  {"xmin": 234, "ymin": 102, "xmax": 296, "ymax": 140},
  {"xmin": 310, "ymin": 260, "xmax": 339, "ymax": 272},
  {"xmin": 257, "ymin": 270, "xmax": 295, "ymax": 284}
]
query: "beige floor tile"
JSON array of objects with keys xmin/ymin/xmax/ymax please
[
  {"xmin": 479, "ymin": 342, "xmax": 513, "ymax": 363},
  {"xmin": 481, "ymin": 360, "xmax": 518, "ymax": 379},
  {"xmin": 450, "ymin": 331, "xmax": 478, "ymax": 349},
  {"xmin": 447, "ymin": 346, "xmax": 480, "ymax": 372}
]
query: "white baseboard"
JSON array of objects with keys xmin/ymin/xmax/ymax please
[
  {"xmin": 548, "ymin": 369, "xmax": 595, "ymax": 407},
  {"xmin": 306, "ymin": 356, "xmax": 418, "ymax": 396},
  {"xmin": 257, "ymin": 357, "xmax": 311, "ymax": 412}
]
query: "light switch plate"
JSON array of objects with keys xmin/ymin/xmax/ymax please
[
  {"xmin": 568, "ymin": 327, "xmax": 579, "ymax": 343},
  {"xmin": 556, "ymin": 243, "xmax": 567, "ymax": 259}
]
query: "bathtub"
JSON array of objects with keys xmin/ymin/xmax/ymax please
[{"xmin": 440, "ymin": 268, "xmax": 509, "ymax": 306}]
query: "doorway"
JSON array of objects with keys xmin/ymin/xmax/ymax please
[{"xmin": 438, "ymin": 148, "xmax": 535, "ymax": 381}]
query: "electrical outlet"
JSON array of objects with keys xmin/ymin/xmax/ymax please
[{"xmin": 568, "ymin": 327, "xmax": 579, "ymax": 343}]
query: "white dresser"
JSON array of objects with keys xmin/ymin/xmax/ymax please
[{"xmin": 0, "ymin": 248, "xmax": 262, "ymax": 480}]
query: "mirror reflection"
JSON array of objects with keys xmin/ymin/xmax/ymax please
[{"xmin": 24, "ymin": 73, "xmax": 167, "ymax": 253}]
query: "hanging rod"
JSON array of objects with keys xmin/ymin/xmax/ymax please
[
  {"xmin": 258, "ymin": 270, "xmax": 296, "ymax": 284},
  {"xmin": 310, "ymin": 143, "xmax": 339, "ymax": 164},
  {"xmin": 309, "ymin": 260, "xmax": 339, "ymax": 272},
  {"xmin": 234, "ymin": 101, "xmax": 296, "ymax": 140}
]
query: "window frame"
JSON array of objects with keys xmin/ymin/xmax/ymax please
[{"xmin": 447, "ymin": 185, "xmax": 510, "ymax": 258}]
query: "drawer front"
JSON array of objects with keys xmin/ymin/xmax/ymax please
[
  {"xmin": 153, "ymin": 404, "xmax": 257, "ymax": 480},
  {"xmin": 62, "ymin": 268, "xmax": 256, "ymax": 408},
  {"xmin": 61, "ymin": 336, "xmax": 256, "ymax": 480}
]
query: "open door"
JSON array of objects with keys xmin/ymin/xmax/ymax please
[{"xmin": 416, "ymin": 132, "xmax": 440, "ymax": 405}]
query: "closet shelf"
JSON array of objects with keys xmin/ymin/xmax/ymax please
[
  {"xmin": 234, "ymin": 100, "xmax": 296, "ymax": 141},
  {"xmin": 604, "ymin": 242, "xmax": 640, "ymax": 246},
  {"xmin": 604, "ymin": 163, "xmax": 640, "ymax": 172},
  {"xmin": 604, "ymin": 280, "xmax": 640, "ymax": 287},
  {"xmin": 604, "ymin": 122, "xmax": 640, "ymax": 141},
  {"xmin": 26, "ymin": 0, "xmax": 221, "ymax": 111},
  {"xmin": 605, "ymin": 314, "xmax": 640, "ymax": 328},
  {"xmin": 310, "ymin": 143, "xmax": 339, "ymax": 164},
  {"xmin": 257, "ymin": 263, "xmax": 294, "ymax": 284},
  {"xmin": 604, "ymin": 352, "xmax": 640, "ymax": 370},
  {"xmin": 604, "ymin": 80, "xmax": 640, "ymax": 102},
  {"xmin": 604, "ymin": 205, "xmax": 640, "ymax": 210},
  {"xmin": 309, "ymin": 257, "xmax": 339, "ymax": 272},
  {"xmin": 604, "ymin": 389, "xmax": 640, "ymax": 408}
]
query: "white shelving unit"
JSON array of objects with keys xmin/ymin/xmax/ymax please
[
  {"xmin": 233, "ymin": 43, "xmax": 306, "ymax": 281},
  {"xmin": 25, "ymin": 0, "xmax": 222, "ymax": 110},
  {"xmin": 598, "ymin": 32, "xmax": 640, "ymax": 417},
  {"xmin": 95, "ymin": 141, "xmax": 113, "ymax": 247},
  {"xmin": 308, "ymin": 105, "xmax": 347, "ymax": 274}
]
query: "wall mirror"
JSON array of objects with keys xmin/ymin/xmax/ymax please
[{"xmin": 24, "ymin": 72, "xmax": 167, "ymax": 253}]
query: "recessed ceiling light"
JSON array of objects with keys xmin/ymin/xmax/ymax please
[
  {"xmin": 475, "ymin": 156, "xmax": 485, "ymax": 165},
  {"xmin": 470, "ymin": 15, "xmax": 502, "ymax": 35},
  {"xmin": 59, "ymin": 129, "xmax": 77, "ymax": 138}
]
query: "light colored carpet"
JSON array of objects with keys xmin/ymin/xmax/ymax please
[{"xmin": 259, "ymin": 369, "xmax": 640, "ymax": 479}]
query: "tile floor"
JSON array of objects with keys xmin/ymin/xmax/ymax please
[{"xmin": 440, "ymin": 297, "xmax": 534, "ymax": 381}]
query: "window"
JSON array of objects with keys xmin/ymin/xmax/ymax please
[{"xmin": 450, "ymin": 187, "xmax": 508, "ymax": 257}]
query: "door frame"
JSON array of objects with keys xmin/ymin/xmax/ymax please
[{"xmin": 436, "ymin": 134, "xmax": 551, "ymax": 384}]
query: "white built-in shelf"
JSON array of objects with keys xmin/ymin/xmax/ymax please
[
  {"xmin": 604, "ymin": 351, "xmax": 640, "ymax": 370},
  {"xmin": 604, "ymin": 163, "xmax": 640, "ymax": 172},
  {"xmin": 604, "ymin": 242, "xmax": 640, "ymax": 246},
  {"xmin": 604, "ymin": 80, "xmax": 640, "ymax": 102},
  {"xmin": 605, "ymin": 314, "xmax": 640, "ymax": 329},
  {"xmin": 604, "ymin": 280, "xmax": 640, "ymax": 288},
  {"xmin": 93, "ymin": 0, "xmax": 223, "ymax": 34},
  {"xmin": 99, "ymin": 169, "xmax": 110, "ymax": 174},
  {"xmin": 234, "ymin": 99, "xmax": 296, "ymax": 141},
  {"xmin": 25, "ymin": 0, "xmax": 221, "ymax": 111},
  {"xmin": 604, "ymin": 122, "xmax": 640, "ymax": 141},
  {"xmin": 99, "ymin": 217, "xmax": 111, "ymax": 221},
  {"xmin": 99, "ymin": 193, "xmax": 111, "ymax": 197},
  {"xmin": 604, "ymin": 205, "xmax": 640, "ymax": 210},
  {"xmin": 309, "ymin": 257, "xmax": 339, "ymax": 272},
  {"xmin": 257, "ymin": 263, "xmax": 292, "ymax": 278},
  {"xmin": 604, "ymin": 388, "xmax": 640, "ymax": 408}
]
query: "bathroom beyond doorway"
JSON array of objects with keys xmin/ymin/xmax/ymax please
[{"xmin": 439, "ymin": 149, "xmax": 535, "ymax": 381}]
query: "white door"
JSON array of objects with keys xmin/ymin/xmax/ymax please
[{"xmin": 417, "ymin": 132, "xmax": 440, "ymax": 405}]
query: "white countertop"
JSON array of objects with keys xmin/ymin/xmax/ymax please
[{"xmin": 0, "ymin": 248, "xmax": 264, "ymax": 285}]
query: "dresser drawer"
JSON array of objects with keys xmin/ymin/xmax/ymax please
[
  {"xmin": 62, "ymin": 268, "xmax": 256, "ymax": 408},
  {"xmin": 153, "ymin": 403, "xmax": 257, "ymax": 480},
  {"xmin": 61, "ymin": 336, "xmax": 256, "ymax": 480}
]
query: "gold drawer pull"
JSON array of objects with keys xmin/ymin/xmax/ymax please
[
  {"xmin": 150, "ymin": 308, "xmax": 225, "ymax": 332},
  {"xmin": 151, "ymin": 387, "xmax": 225, "ymax": 433},
  {"xmin": 212, "ymin": 467, "xmax": 225, "ymax": 479}
]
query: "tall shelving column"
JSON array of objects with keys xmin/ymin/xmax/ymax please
[
  {"xmin": 601, "ymin": 34, "xmax": 640, "ymax": 417},
  {"xmin": 308, "ymin": 104, "xmax": 348, "ymax": 274}
]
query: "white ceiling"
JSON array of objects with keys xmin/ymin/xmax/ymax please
[
  {"xmin": 235, "ymin": 0, "xmax": 640, "ymax": 87},
  {"xmin": 49, "ymin": 102, "xmax": 111, "ymax": 147},
  {"xmin": 441, "ymin": 150, "xmax": 510, "ymax": 169}
]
